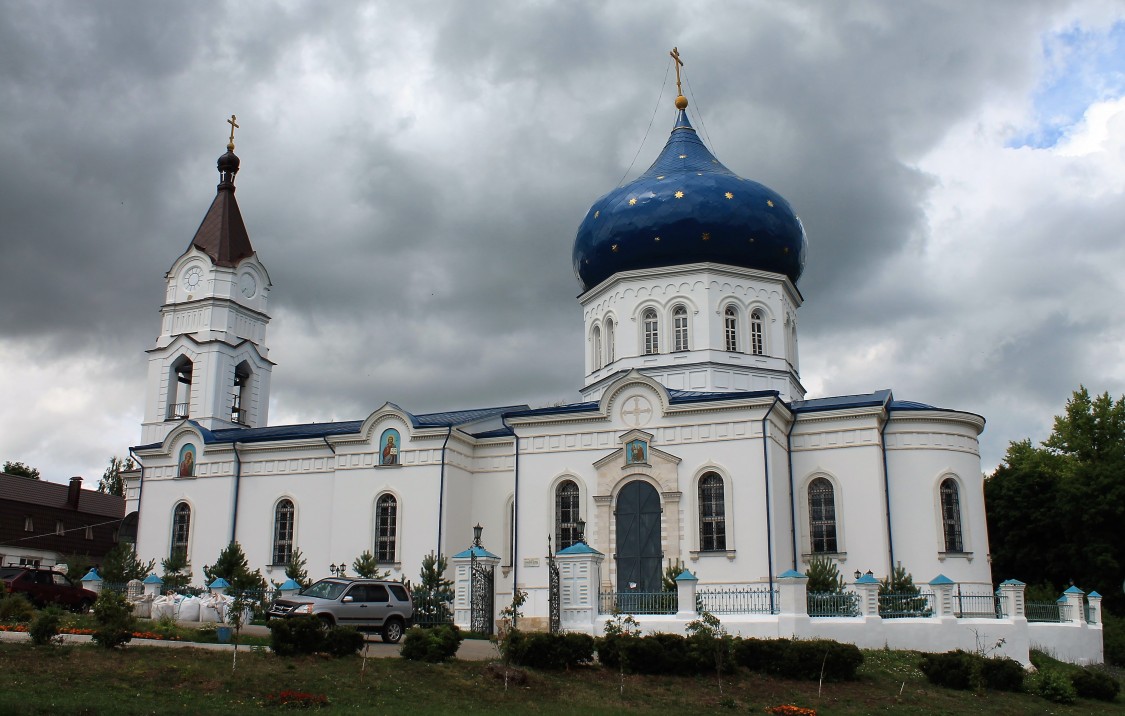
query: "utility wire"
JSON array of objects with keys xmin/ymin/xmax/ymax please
[
  {"xmin": 617, "ymin": 56, "xmax": 673, "ymax": 187},
  {"xmin": 684, "ymin": 71, "xmax": 716, "ymax": 156}
]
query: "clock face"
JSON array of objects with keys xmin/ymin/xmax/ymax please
[
  {"xmin": 238, "ymin": 272, "xmax": 257, "ymax": 298},
  {"xmin": 182, "ymin": 266, "xmax": 203, "ymax": 293}
]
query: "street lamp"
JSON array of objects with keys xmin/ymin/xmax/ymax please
[
  {"xmin": 329, "ymin": 562, "xmax": 347, "ymax": 578},
  {"xmin": 473, "ymin": 523, "xmax": 484, "ymax": 547},
  {"xmin": 577, "ymin": 517, "xmax": 586, "ymax": 544}
]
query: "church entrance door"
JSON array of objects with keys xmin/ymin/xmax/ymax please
[{"xmin": 615, "ymin": 480, "xmax": 661, "ymax": 594}]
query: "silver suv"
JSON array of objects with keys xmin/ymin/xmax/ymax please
[{"xmin": 267, "ymin": 578, "xmax": 413, "ymax": 643}]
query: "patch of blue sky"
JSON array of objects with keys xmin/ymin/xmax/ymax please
[{"xmin": 1008, "ymin": 20, "xmax": 1125, "ymax": 149}]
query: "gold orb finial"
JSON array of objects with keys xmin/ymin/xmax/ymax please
[{"xmin": 675, "ymin": 95, "xmax": 688, "ymax": 110}]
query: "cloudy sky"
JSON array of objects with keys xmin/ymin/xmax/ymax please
[{"xmin": 2, "ymin": 1, "xmax": 1124, "ymax": 484}]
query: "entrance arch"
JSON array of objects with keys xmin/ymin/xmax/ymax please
[{"xmin": 615, "ymin": 480, "xmax": 662, "ymax": 593}]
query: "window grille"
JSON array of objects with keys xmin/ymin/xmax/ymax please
[
  {"xmin": 724, "ymin": 306, "xmax": 738, "ymax": 352},
  {"xmin": 698, "ymin": 473, "xmax": 727, "ymax": 550},
  {"xmin": 171, "ymin": 502, "xmax": 191, "ymax": 559},
  {"xmin": 808, "ymin": 477, "xmax": 838, "ymax": 553},
  {"xmin": 673, "ymin": 305, "xmax": 689, "ymax": 352},
  {"xmin": 940, "ymin": 478, "xmax": 963, "ymax": 552},
  {"xmin": 555, "ymin": 480, "xmax": 580, "ymax": 549},
  {"xmin": 273, "ymin": 499, "xmax": 295, "ymax": 565},
  {"xmin": 751, "ymin": 310, "xmax": 764, "ymax": 355},
  {"xmin": 643, "ymin": 309, "xmax": 659, "ymax": 355},
  {"xmin": 376, "ymin": 494, "xmax": 398, "ymax": 562}
]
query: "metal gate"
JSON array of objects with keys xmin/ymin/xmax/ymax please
[
  {"xmin": 547, "ymin": 536, "xmax": 561, "ymax": 634},
  {"xmin": 470, "ymin": 556, "xmax": 494, "ymax": 634}
]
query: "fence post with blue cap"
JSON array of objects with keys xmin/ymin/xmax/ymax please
[
  {"xmin": 81, "ymin": 568, "xmax": 103, "ymax": 595},
  {"xmin": 1063, "ymin": 585, "xmax": 1085, "ymax": 625},
  {"xmin": 999, "ymin": 579, "xmax": 1026, "ymax": 620},
  {"xmin": 675, "ymin": 569, "xmax": 699, "ymax": 618},
  {"xmin": 143, "ymin": 573, "xmax": 164, "ymax": 598}
]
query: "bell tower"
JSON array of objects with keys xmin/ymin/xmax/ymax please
[{"xmin": 140, "ymin": 117, "xmax": 274, "ymax": 445}]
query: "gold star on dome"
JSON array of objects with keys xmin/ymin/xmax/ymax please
[
  {"xmin": 611, "ymin": 244, "xmax": 619, "ymax": 252},
  {"xmin": 628, "ymin": 197, "xmax": 637, "ymax": 206},
  {"xmin": 678, "ymin": 154, "xmax": 687, "ymax": 159},
  {"xmin": 766, "ymin": 199, "xmax": 775, "ymax": 208},
  {"xmin": 594, "ymin": 210, "xmax": 600, "ymax": 219},
  {"xmin": 654, "ymin": 236, "xmax": 661, "ymax": 242},
  {"xmin": 702, "ymin": 232, "xmax": 710, "ymax": 241},
  {"xmin": 725, "ymin": 192, "xmax": 734, "ymax": 199},
  {"xmin": 657, "ymin": 176, "xmax": 664, "ymax": 180},
  {"xmin": 675, "ymin": 191, "xmax": 684, "ymax": 199}
]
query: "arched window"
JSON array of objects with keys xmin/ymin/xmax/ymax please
[
  {"xmin": 170, "ymin": 502, "xmax": 191, "ymax": 559},
  {"xmin": 698, "ymin": 473, "xmax": 727, "ymax": 551},
  {"xmin": 672, "ymin": 305, "xmax": 689, "ymax": 352},
  {"xmin": 272, "ymin": 499, "xmax": 295, "ymax": 565},
  {"xmin": 605, "ymin": 318, "xmax": 615, "ymax": 364},
  {"xmin": 643, "ymin": 309, "xmax": 659, "ymax": 355},
  {"xmin": 375, "ymin": 494, "xmax": 398, "ymax": 562},
  {"xmin": 724, "ymin": 306, "xmax": 739, "ymax": 352},
  {"xmin": 592, "ymin": 325, "xmax": 602, "ymax": 369},
  {"xmin": 808, "ymin": 477, "xmax": 838, "ymax": 553},
  {"xmin": 940, "ymin": 478, "xmax": 963, "ymax": 552},
  {"xmin": 232, "ymin": 361, "xmax": 252, "ymax": 425},
  {"xmin": 167, "ymin": 356, "xmax": 193, "ymax": 419},
  {"xmin": 750, "ymin": 309, "xmax": 765, "ymax": 356},
  {"xmin": 555, "ymin": 480, "xmax": 580, "ymax": 549}
]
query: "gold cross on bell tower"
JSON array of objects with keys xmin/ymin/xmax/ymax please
[
  {"xmin": 227, "ymin": 114, "xmax": 239, "ymax": 150},
  {"xmin": 670, "ymin": 47, "xmax": 688, "ymax": 110}
]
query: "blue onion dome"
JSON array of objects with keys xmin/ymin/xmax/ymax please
[{"xmin": 573, "ymin": 109, "xmax": 807, "ymax": 292}]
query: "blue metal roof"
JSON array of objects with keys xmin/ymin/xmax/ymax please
[
  {"xmin": 668, "ymin": 388, "xmax": 777, "ymax": 404},
  {"xmin": 790, "ymin": 390, "xmax": 892, "ymax": 413},
  {"xmin": 134, "ymin": 404, "xmax": 528, "ymax": 450},
  {"xmin": 452, "ymin": 545, "xmax": 500, "ymax": 560},
  {"xmin": 573, "ymin": 109, "xmax": 807, "ymax": 292},
  {"xmin": 504, "ymin": 402, "xmax": 600, "ymax": 419},
  {"xmin": 557, "ymin": 542, "xmax": 603, "ymax": 556}
]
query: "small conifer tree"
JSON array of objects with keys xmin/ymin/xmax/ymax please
[
  {"xmin": 160, "ymin": 548, "xmax": 192, "ymax": 591},
  {"xmin": 203, "ymin": 541, "xmax": 266, "ymax": 591},
  {"xmin": 351, "ymin": 550, "xmax": 390, "ymax": 579},
  {"xmin": 284, "ymin": 548, "xmax": 310, "ymax": 588}
]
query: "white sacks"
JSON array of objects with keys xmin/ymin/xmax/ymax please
[
  {"xmin": 177, "ymin": 595, "xmax": 201, "ymax": 622},
  {"xmin": 150, "ymin": 594, "xmax": 180, "ymax": 621}
]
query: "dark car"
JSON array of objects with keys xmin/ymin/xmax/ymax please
[
  {"xmin": 267, "ymin": 578, "xmax": 413, "ymax": 643},
  {"xmin": 0, "ymin": 566, "xmax": 97, "ymax": 611}
]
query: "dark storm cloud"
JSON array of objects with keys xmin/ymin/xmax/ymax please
[{"xmin": 1, "ymin": 1, "xmax": 1123, "ymax": 480}]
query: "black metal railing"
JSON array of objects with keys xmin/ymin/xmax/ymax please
[
  {"xmin": 598, "ymin": 590, "xmax": 677, "ymax": 615},
  {"xmin": 698, "ymin": 585, "xmax": 779, "ymax": 614},
  {"xmin": 1027, "ymin": 601, "xmax": 1071, "ymax": 623},
  {"xmin": 954, "ymin": 592, "xmax": 1004, "ymax": 619},
  {"xmin": 807, "ymin": 591, "xmax": 861, "ymax": 617},
  {"xmin": 878, "ymin": 591, "xmax": 935, "ymax": 619}
]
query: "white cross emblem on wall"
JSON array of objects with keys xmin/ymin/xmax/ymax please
[{"xmin": 621, "ymin": 396, "xmax": 653, "ymax": 427}]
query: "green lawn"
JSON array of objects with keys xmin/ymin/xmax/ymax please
[{"xmin": 0, "ymin": 642, "xmax": 1121, "ymax": 715}]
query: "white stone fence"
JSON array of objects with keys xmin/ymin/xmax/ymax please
[{"xmin": 468, "ymin": 548, "xmax": 1104, "ymax": 667}]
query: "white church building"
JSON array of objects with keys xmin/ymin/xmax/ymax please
[{"xmin": 124, "ymin": 83, "xmax": 1102, "ymax": 663}]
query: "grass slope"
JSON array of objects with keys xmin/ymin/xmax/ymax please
[{"xmin": 0, "ymin": 643, "xmax": 1119, "ymax": 715}]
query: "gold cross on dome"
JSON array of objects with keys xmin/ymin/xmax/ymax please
[
  {"xmin": 227, "ymin": 114, "xmax": 240, "ymax": 147},
  {"xmin": 670, "ymin": 47, "xmax": 684, "ymax": 96}
]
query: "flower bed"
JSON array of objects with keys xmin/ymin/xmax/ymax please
[{"xmin": 0, "ymin": 625, "xmax": 179, "ymax": 640}]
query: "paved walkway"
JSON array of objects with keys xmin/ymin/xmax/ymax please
[{"xmin": 0, "ymin": 624, "xmax": 500, "ymax": 660}]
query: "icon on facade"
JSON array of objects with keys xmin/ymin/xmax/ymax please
[
  {"xmin": 380, "ymin": 429, "xmax": 400, "ymax": 466},
  {"xmin": 178, "ymin": 444, "xmax": 196, "ymax": 477},
  {"xmin": 626, "ymin": 439, "xmax": 648, "ymax": 465}
]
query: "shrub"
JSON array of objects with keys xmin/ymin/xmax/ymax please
[
  {"xmin": 979, "ymin": 656, "xmax": 1025, "ymax": 692},
  {"xmin": 779, "ymin": 639, "xmax": 864, "ymax": 682},
  {"xmin": 594, "ymin": 632, "xmax": 634, "ymax": 670},
  {"xmin": 28, "ymin": 606, "xmax": 64, "ymax": 646},
  {"xmin": 734, "ymin": 637, "xmax": 790, "ymax": 675},
  {"xmin": 506, "ymin": 630, "xmax": 596, "ymax": 670},
  {"xmin": 322, "ymin": 626, "xmax": 364, "ymax": 657},
  {"xmin": 918, "ymin": 650, "xmax": 977, "ymax": 690},
  {"xmin": 1034, "ymin": 669, "xmax": 1077, "ymax": 704},
  {"xmin": 559, "ymin": 632, "xmax": 596, "ymax": 667},
  {"xmin": 91, "ymin": 590, "xmax": 136, "ymax": 649},
  {"xmin": 1070, "ymin": 667, "xmax": 1120, "ymax": 702},
  {"xmin": 1103, "ymin": 610, "xmax": 1125, "ymax": 667},
  {"xmin": 0, "ymin": 593, "xmax": 36, "ymax": 623},
  {"xmin": 401, "ymin": 624, "xmax": 464, "ymax": 663},
  {"xmin": 268, "ymin": 615, "xmax": 326, "ymax": 656}
]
